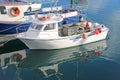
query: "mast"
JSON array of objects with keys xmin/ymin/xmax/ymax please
[{"xmin": 70, "ymin": 0, "xmax": 74, "ymax": 8}]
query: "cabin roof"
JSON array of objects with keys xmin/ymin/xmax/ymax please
[{"xmin": 32, "ymin": 17, "xmax": 63, "ymax": 25}]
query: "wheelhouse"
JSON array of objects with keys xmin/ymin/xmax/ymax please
[{"xmin": 29, "ymin": 22, "xmax": 57, "ymax": 32}]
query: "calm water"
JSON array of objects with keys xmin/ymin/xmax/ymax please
[{"xmin": 0, "ymin": 0, "xmax": 120, "ymax": 80}]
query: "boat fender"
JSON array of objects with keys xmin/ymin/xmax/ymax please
[
  {"xmin": 101, "ymin": 24, "xmax": 104, "ymax": 28},
  {"xmin": 65, "ymin": 10, "xmax": 70, "ymax": 13},
  {"xmin": 10, "ymin": 7, "xmax": 20, "ymax": 17},
  {"xmin": 93, "ymin": 51, "xmax": 100, "ymax": 56},
  {"xmin": 85, "ymin": 21, "xmax": 89, "ymax": 28},
  {"xmin": 93, "ymin": 29, "xmax": 99, "ymax": 34},
  {"xmin": 98, "ymin": 28, "xmax": 101, "ymax": 33},
  {"xmin": 82, "ymin": 33, "xmax": 87, "ymax": 39}
]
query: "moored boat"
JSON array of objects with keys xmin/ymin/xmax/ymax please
[
  {"xmin": 18, "ymin": 40, "xmax": 107, "ymax": 78},
  {"xmin": 0, "ymin": 0, "xmax": 41, "ymax": 34},
  {"xmin": 17, "ymin": 11, "xmax": 109, "ymax": 50}
]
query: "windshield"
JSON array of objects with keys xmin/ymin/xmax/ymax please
[
  {"xmin": 44, "ymin": 23, "xmax": 55, "ymax": 31},
  {"xmin": 30, "ymin": 23, "xmax": 43, "ymax": 31}
]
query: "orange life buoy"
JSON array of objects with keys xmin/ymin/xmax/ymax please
[
  {"xmin": 38, "ymin": 16, "xmax": 50, "ymax": 21},
  {"xmin": 13, "ymin": 53, "xmax": 22, "ymax": 62},
  {"xmin": 10, "ymin": 7, "xmax": 20, "ymax": 17}
]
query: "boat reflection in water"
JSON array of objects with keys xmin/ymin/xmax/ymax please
[
  {"xmin": 18, "ymin": 40, "xmax": 107, "ymax": 77},
  {"xmin": 0, "ymin": 49, "xmax": 27, "ymax": 80},
  {"xmin": 0, "ymin": 50, "xmax": 26, "ymax": 68},
  {"xmin": 0, "ymin": 40, "xmax": 107, "ymax": 80}
]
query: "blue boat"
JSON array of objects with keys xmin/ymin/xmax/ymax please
[
  {"xmin": 0, "ymin": 0, "xmax": 42, "ymax": 34},
  {"xmin": 0, "ymin": 0, "xmax": 86, "ymax": 35}
]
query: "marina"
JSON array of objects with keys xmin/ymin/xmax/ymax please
[{"xmin": 1, "ymin": 0, "xmax": 120, "ymax": 80}]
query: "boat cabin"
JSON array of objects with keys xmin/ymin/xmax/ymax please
[
  {"xmin": 25, "ymin": 14, "xmax": 94, "ymax": 39},
  {"xmin": 22, "ymin": 15, "xmax": 63, "ymax": 38},
  {"xmin": 29, "ymin": 22, "xmax": 57, "ymax": 32}
]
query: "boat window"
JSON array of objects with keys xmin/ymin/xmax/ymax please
[
  {"xmin": 35, "ymin": 25, "xmax": 43, "ymax": 30},
  {"xmin": 44, "ymin": 24, "xmax": 55, "ymax": 31},
  {"xmin": 0, "ymin": 6, "xmax": 7, "ymax": 14},
  {"xmin": 30, "ymin": 23, "xmax": 43, "ymax": 30},
  {"xmin": 30, "ymin": 23, "xmax": 36, "ymax": 29}
]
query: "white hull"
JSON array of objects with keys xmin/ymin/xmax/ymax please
[{"xmin": 19, "ymin": 29, "xmax": 109, "ymax": 49}]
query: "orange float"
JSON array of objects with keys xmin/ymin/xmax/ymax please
[
  {"xmin": 13, "ymin": 53, "xmax": 22, "ymax": 62},
  {"xmin": 10, "ymin": 7, "xmax": 20, "ymax": 17}
]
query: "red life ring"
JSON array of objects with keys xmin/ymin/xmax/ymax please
[{"xmin": 10, "ymin": 7, "xmax": 20, "ymax": 17}]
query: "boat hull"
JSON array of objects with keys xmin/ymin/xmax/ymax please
[
  {"xmin": 0, "ymin": 22, "xmax": 30, "ymax": 34},
  {"xmin": 19, "ymin": 29, "xmax": 109, "ymax": 50}
]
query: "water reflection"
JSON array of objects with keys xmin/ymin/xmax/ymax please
[{"xmin": 0, "ymin": 39, "xmax": 107, "ymax": 80}]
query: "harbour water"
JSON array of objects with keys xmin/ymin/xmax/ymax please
[{"xmin": 0, "ymin": 0, "xmax": 120, "ymax": 80}]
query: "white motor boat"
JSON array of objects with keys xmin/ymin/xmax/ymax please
[{"xmin": 17, "ymin": 12, "xmax": 109, "ymax": 50}]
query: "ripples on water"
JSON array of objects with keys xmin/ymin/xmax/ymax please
[
  {"xmin": 1, "ymin": 0, "xmax": 120, "ymax": 80},
  {"xmin": 88, "ymin": 0, "xmax": 120, "ymax": 64}
]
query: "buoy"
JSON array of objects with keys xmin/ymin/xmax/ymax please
[
  {"xmin": 82, "ymin": 33, "xmax": 87, "ymax": 39},
  {"xmin": 10, "ymin": 7, "xmax": 20, "ymax": 17},
  {"xmin": 85, "ymin": 21, "xmax": 89, "ymax": 28},
  {"xmin": 65, "ymin": 10, "xmax": 70, "ymax": 13},
  {"xmin": 93, "ymin": 29, "xmax": 99, "ymax": 34},
  {"xmin": 13, "ymin": 53, "xmax": 22, "ymax": 62},
  {"xmin": 98, "ymin": 28, "xmax": 101, "ymax": 33},
  {"xmin": 93, "ymin": 51, "xmax": 100, "ymax": 56},
  {"xmin": 101, "ymin": 24, "xmax": 104, "ymax": 28}
]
